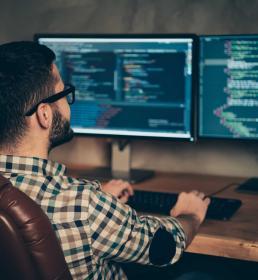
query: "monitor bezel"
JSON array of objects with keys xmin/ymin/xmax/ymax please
[
  {"xmin": 34, "ymin": 33, "xmax": 198, "ymax": 142},
  {"xmin": 198, "ymin": 34, "xmax": 258, "ymax": 142}
]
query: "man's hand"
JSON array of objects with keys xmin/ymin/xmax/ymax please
[
  {"xmin": 170, "ymin": 190, "xmax": 210, "ymax": 247},
  {"xmin": 170, "ymin": 190, "xmax": 210, "ymax": 224},
  {"xmin": 102, "ymin": 179, "xmax": 134, "ymax": 203}
]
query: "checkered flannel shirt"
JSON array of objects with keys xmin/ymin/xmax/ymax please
[{"xmin": 0, "ymin": 155, "xmax": 186, "ymax": 279}]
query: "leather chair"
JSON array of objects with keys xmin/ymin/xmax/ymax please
[{"xmin": 0, "ymin": 174, "xmax": 72, "ymax": 280}]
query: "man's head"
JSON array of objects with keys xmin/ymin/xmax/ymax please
[{"xmin": 0, "ymin": 41, "xmax": 74, "ymax": 154}]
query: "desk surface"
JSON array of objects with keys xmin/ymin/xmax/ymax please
[{"xmin": 68, "ymin": 167, "xmax": 258, "ymax": 262}]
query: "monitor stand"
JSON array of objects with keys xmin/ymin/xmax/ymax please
[{"xmin": 82, "ymin": 140, "xmax": 154, "ymax": 184}]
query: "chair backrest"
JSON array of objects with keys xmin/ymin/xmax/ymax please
[{"xmin": 0, "ymin": 174, "xmax": 72, "ymax": 280}]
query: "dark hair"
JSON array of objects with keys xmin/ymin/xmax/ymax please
[{"xmin": 0, "ymin": 41, "xmax": 56, "ymax": 147}]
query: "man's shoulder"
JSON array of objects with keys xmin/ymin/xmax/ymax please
[
  {"xmin": 61, "ymin": 175, "xmax": 102, "ymax": 192},
  {"xmin": 7, "ymin": 172, "xmax": 102, "ymax": 198}
]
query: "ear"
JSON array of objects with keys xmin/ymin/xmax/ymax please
[{"xmin": 35, "ymin": 103, "xmax": 53, "ymax": 129}]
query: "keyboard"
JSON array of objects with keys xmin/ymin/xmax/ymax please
[{"xmin": 127, "ymin": 190, "xmax": 242, "ymax": 220}]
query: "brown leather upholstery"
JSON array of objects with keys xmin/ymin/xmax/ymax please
[{"xmin": 0, "ymin": 174, "xmax": 72, "ymax": 280}]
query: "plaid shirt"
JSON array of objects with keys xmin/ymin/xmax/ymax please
[{"xmin": 0, "ymin": 154, "xmax": 186, "ymax": 279}]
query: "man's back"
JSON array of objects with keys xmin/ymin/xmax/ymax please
[{"xmin": 0, "ymin": 154, "xmax": 186, "ymax": 279}]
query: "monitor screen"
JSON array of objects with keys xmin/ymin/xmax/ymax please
[
  {"xmin": 36, "ymin": 34, "xmax": 196, "ymax": 140},
  {"xmin": 199, "ymin": 34, "xmax": 258, "ymax": 140}
]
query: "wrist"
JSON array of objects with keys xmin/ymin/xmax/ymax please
[{"xmin": 175, "ymin": 214, "xmax": 202, "ymax": 247}]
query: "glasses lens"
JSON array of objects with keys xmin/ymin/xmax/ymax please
[
  {"xmin": 66, "ymin": 92, "xmax": 74, "ymax": 104},
  {"xmin": 64, "ymin": 84, "xmax": 75, "ymax": 105}
]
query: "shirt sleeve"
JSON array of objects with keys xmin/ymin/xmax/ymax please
[{"xmin": 87, "ymin": 188, "xmax": 186, "ymax": 266}]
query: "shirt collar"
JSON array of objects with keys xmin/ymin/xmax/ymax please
[{"xmin": 0, "ymin": 154, "xmax": 66, "ymax": 176}]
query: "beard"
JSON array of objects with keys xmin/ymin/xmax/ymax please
[{"xmin": 48, "ymin": 109, "xmax": 74, "ymax": 152}]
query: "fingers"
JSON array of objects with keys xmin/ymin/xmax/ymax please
[
  {"xmin": 172, "ymin": 189, "xmax": 210, "ymax": 223},
  {"xmin": 118, "ymin": 180, "xmax": 133, "ymax": 203},
  {"xmin": 203, "ymin": 197, "xmax": 211, "ymax": 206},
  {"xmin": 123, "ymin": 181, "xmax": 134, "ymax": 196},
  {"xmin": 106, "ymin": 179, "xmax": 134, "ymax": 203},
  {"xmin": 118, "ymin": 189, "xmax": 131, "ymax": 203},
  {"xmin": 190, "ymin": 190, "xmax": 205, "ymax": 200},
  {"xmin": 115, "ymin": 180, "xmax": 134, "ymax": 195}
]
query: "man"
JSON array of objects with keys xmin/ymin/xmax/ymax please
[{"xmin": 0, "ymin": 41, "xmax": 210, "ymax": 279}]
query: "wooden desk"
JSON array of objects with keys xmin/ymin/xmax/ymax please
[
  {"xmin": 68, "ymin": 167, "xmax": 258, "ymax": 262},
  {"xmin": 133, "ymin": 172, "xmax": 258, "ymax": 263}
]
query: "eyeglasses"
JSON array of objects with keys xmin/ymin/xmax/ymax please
[{"xmin": 25, "ymin": 84, "xmax": 75, "ymax": 116}]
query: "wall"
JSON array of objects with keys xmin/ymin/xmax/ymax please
[{"xmin": 1, "ymin": 0, "xmax": 258, "ymax": 177}]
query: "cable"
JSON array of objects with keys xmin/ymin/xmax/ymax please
[{"xmin": 205, "ymin": 182, "xmax": 239, "ymax": 198}]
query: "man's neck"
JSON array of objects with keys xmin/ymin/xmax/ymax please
[{"xmin": 0, "ymin": 143, "xmax": 48, "ymax": 159}]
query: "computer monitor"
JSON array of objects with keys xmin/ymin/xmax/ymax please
[
  {"xmin": 35, "ymin": 34, "xmax": 197, "ymax": 182},
  {"xmin": 199, "ymin": 34, "xmax": 258, "ymax": 140}
]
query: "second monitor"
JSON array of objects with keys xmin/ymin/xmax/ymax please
[{"xmin": 199, "ymin": 34, "xmax": 258, "ymax": 140}]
